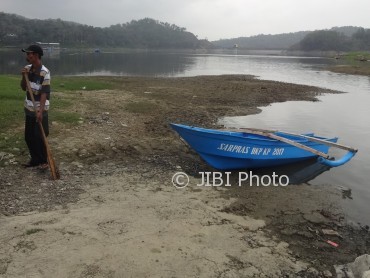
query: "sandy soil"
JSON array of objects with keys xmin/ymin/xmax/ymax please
[{"xmin": 1, "ymin": 75, "xmax": 369, "ymax": 277}]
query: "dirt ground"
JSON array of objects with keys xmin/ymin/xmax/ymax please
[{"xmin": 1, "ymin": 75, "xmax": 369, "ymax": 277}]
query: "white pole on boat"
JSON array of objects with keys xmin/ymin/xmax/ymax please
[
  {"xmin": 233, "ymin": 128, "xmax": 331, "ymax": 158},
  {"xmin": 240, "ymin": 127, "xmax": 358, "ymax": 152}
]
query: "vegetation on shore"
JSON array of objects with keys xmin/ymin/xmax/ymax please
[
  {"xmin": 0, "ymin": 75, "xmax": 25, "ymax": 153},
  {"xmin": 342, "ymin": 51, "xmax": 370, "ymax": 61},
  {"xmin": 326, "ymin": 51, "xmax": 370, "ymax": 76},
  {"xmin": 0, "ymin": 75, "xmax": 116, "ymax": 154}
]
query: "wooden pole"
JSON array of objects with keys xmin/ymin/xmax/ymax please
[
  {"xmin": 225, "ymin": 128, "xmax": 331, "ymax": 159},
  {"xmin": 239, "ymin": 127, "xmax": 358, "ymax": 153}
]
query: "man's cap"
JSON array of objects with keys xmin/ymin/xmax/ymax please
[{"xmin": 21, "ymin": 45, "xmax": 43, "ymax": 56}]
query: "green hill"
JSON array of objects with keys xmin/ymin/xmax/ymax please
[
  {"xmin": 212, "ymin": 26, "xmax": 369, "ymax": 51},
  {"xmin": 212, "ymin": 31, "xmax": 310, "ymax": 50},
  {"xmin": 0, "ymin": 12, "xmax": 207, "ymax": 49}
]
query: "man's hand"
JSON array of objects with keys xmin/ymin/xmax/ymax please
[
  {"xmin": 21, "ymin": 67, "xmax": 29, "ymax": 75},
  {"xmin": 36, "ymin": 109, "xmax": 43, "ymax": 123},
  {"xmin": 20, "ymin": 67, "xmax": 29, "ymax": 91}
]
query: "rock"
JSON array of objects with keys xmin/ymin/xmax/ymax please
[
  {"xmin": 0, "ymin": 152, "xmax": 6, "ymax": 160},
  {"xmin": 78, "ymin": 149, "xmax": 88, "ymax": 157},
  {"xmin": 322, "ymin": 229, "xmax": 341, "ymax": 237},
  {"xmin": 303, "ymin": 212, "xmax": 329, "ymax": 224},
  {"xmin": 71, "ymin": 161, "xmax": 83, "ymax": 168},
  {"xmin": 307, "ymin": 267, "xmax": 319, "ymax": 276},
  {"xmin": 335, "ymin": 254, "xmax": 370, "ymax": 278},
  {"xmin": 322, "ymin": 270, "xmax": 333, "ymax": 277}
]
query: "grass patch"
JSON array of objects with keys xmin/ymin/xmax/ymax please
[
  {"xmin": 0, "ymin": 75, "xmax": 117, "ymax": 130},
  {"xmin": 343, "ymin": 51, "xmax": 370, "ymax": 61},
  {"xmin": 329, "ymin": 52, "xmax": 370, "ymax": 76},
  {"xmin": 53, "ymin": 76, "xmax": 116, "ymax": 91},
  {"xmin": 0, "ymin": 75, "xmax": 24, "ymax": 130}
]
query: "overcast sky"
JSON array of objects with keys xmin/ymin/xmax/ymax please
[{"xmin": 2, "ymin": 0, "xmax": 370, "ymax": 40}]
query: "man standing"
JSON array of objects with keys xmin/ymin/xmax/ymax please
[{"xmin": 20, "ymin": 45, "xmax": 51, "ymax": 169}]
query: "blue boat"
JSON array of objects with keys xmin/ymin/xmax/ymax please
[{"xmin": 170, "ymin": 123, "xmax": 357, "ymax": 170}]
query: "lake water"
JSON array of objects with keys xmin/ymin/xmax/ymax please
[{"xmin": 1, "ymin": 49, "xmax": 369, "ymax": 225}]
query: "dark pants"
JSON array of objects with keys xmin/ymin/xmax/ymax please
[{"xmin": 25, "ymin": 112, "xmax": 49, "ymax": 165}]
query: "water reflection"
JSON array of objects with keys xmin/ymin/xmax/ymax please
[
  {"xmin": 253, "ymin": 158, "xmax": 331, "ymax": 185},
  {"xmin": 0, "ymin": 50, "xmax": 196, "ymax": 76}
]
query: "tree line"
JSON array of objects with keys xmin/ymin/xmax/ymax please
[
  {"xmin": 0, "ymin": 12, "xmax": 209, "ymax": 49},
  {"xmin": 212, "ymin": 31, "xmax": 311, "ymax": 50},
  {"xmin": 212, "ymin": 26, "xmax": 370, "ymax": 51},
  {"xmin": 1, "ymin": 12, "xmax": 369, "ymax": 51},
  {"xmin": 290, "ymin": 28, "xmax": 370, "ymax": 51}
]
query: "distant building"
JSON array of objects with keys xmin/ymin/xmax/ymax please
[{"xmin": 35, "ymin": 42, "xmax": 60, "ymax": 52}]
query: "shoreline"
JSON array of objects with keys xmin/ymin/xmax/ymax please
[
  {"xmin": 327, "ymin": 64, "xmax": 370, "ymax": 76},
  {"xmin": 1, "ymin": 75, "xmax": 368, "ymax": 277}
]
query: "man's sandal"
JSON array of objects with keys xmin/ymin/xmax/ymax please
[{"xmin": 38, "ymin": 163, "xmax": 49, "ymax": 170}]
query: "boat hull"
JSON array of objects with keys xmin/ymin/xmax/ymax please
[{"xmin": 171, "ymin": 124, "xmax": 338, "ymax": 170}]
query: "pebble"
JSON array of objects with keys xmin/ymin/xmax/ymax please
[
  {"xmin": 71, "ymin": 161, "xmax": 83, "ymax": 168},
  {"xmin": 322, "ymin": 270, "xmax": 333, "ymax": 277},
  {"xmin": 307, "ymin": 267, "xmax": 319, "ymax": 276},
  {"xmin": 78, "ymin": 149, "xmax": 88, "ymax": 157}
]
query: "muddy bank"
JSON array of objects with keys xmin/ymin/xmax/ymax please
[
  {"xmin": 327, "ymin": 64, "xmax": 370, "ymax": 76},
  {"xmin": 1, "ymin": 75, "xmax": 368, "ymax": 277}
]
